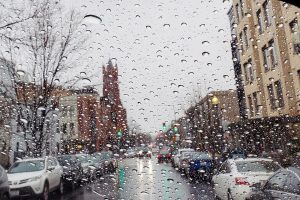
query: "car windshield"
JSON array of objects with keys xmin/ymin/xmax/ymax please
[
  {"xmin": 1, "ymin": 0, "xmax": 300, "ymax": 198},
  {"xmin": 236, "ymin": 161, "xmax": 281, "ymax": 173},
  {"xmin": 8, "ymin": 160, "xmax": 45, "ymax": 173},
  {"xmin": 76, "ymin": 155, "xmax": 89, "ymax": 163},
  {"xmin": 192, "ymin": 152, "xmax": 212, "ymax": 160}
]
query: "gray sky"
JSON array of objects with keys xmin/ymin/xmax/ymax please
[{"xmin": 63, "ymin": 0, "xmax": 235, "ymax": 134}]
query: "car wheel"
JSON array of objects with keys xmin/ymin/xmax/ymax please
[
  {"xmin": 41, "ymin": 182, "xmax": 49, "ymax": 200},
  {"xmin": 214, "ymin": 195, "xmax": 221, "ymax": 200},
  {"xmin": 227, "ymin": 189, "xmax": 234, "ymax": 200},
  {"xmin": 2, "ymin": 193, "xmax": 9, "ymax": 200},
  {"xmin": 58, "ymin": 179, "xmax": 64, "ymax": 194}
]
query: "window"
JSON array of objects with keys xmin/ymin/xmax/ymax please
[
  {"xmin": 243, "ymin": 62, "xmax": 249, "ymax": 83},
  {"xmin": 268, "ymin": 39, "xmax": 278, "ymax": 68},
  {"xmin": 262, "ymin": 45, "xmax": 269, "ymax": 72},
  {"xmin": 219, "ymin": 161, "xmax": 231, "ymax": 174},
  {"xmin": 235, "ymin": 4, "xmax": 240, "ymax": 23},
  {"xmin": 267, "ymin": 84, "xmax": 276, "ymax": 109},
  {"xmin": 236, "ymin": 160, "xmax": 280, "ymax": 173},
  {"xmin": 70, "ymin": 122, "xmax": 74, "ymax": 133},
  {"xmin": 47, "ymin": 158, "xmax": 55, "ymax": 167},
  {"xmin": 239, "ymin": 0, "xmax": 244, "ymax": 17},
  {"xmin": 253, "ymin": 92, "xmax": 259, "ymax": 115},
  {"xmin": 243, "ymin": 27, "xmax": 249, "ymax": 48},
  {"xmin": 274, "ymin": 80, "xmax": 284, "ymax": 107},
  {"xmin": 263, "ymin": 0, "xmax": 272, "ymax": 27},
  {"xmin": 247, "ymin": 59, "xmax": 255, "ymax": 82},
  {"xmin": 285, "ymin": 172, "xmax": 300, "ymax": 195},
  {"xmin": 62, "ymin": 123, "xmax": 67, "ymax": 134},
  {"xmin": 248, "ymin": 95, "xmax": 253, "ymax": 117},
  {"xmin": 257, "ymin": 9, "xmax": 264, "ymax": 34},
  {"xmin": 289, "ymin": 18, "xmax": 300, "ymax": 54},
  {"xmin": 239, "ymin": 32, "xmax": 244, "ymax": 52}
]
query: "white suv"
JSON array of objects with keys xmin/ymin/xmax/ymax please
[{"xmin": 7, "ymin": 156, "xmax": 63, "ymax": 200}]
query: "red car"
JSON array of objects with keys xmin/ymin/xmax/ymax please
[{"xmin": 157, "ymin": 148, "xmax": 171, "ymax": 163}]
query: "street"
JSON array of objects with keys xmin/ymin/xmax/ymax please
[{"xmin": 54, "ymin": 157, "xmax": 214, "ymax": 200}]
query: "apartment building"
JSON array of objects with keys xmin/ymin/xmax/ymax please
[
  {"xmin": 230, "ymin": 0, "xmax": 300, "ymax": 118},
  {"xmin": 229, "ymin": 0, "xmax": 300, "ymax": 154}
]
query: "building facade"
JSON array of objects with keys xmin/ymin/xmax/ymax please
[
  {"xmin": 229, "ymin": 0, "xmax": 300, "ymax": 154},
  {"xmin": 172, "ymin": 90, "xmax": 240, "ymax": 155}
]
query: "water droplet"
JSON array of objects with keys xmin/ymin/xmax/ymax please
[{"xmin": 202, "ymin": 52, "xmax": 210, "ymax": 56}]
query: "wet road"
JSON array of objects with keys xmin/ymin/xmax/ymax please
[{"xmin": 55, "ymin": 157, "xmax": 215, "ymax": 200}]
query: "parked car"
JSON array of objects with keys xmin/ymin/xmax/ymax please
[
  {"xmin": 57, "ymin": 155, "xmax": 83, "ymax": 188},
  {"xmin": 124, "ymin": 149, "xmax": 136, "ymax": 158},
  {"xmin": 172, "ymin": 148, "xmax": 195, "ymax": 168},
  {"xmin": 249, "ymin": 167, "xmax": 300, "ymax": 200},
  {"xmin": 184, "ymin": 152, "xmax": 214, "ymax": 181},
  {"xmin": 0, "ymin": 165, "xmax": 10, "ymax": 200},
  {"xmin": 157, "ymin": 148, "xmax": 171, "ymax": 163},
  {"xmin": 75, "ymin": 154, "xmax": 96, "ymax": 182},
  {"xmin": 137, "ymin": 147, "xmax": 151, "ymax": 158},
  {"xmin": 212, "ymin": 158, "xmax": 281, "ymax": 200},
  {"xmin": 7, "ymin": 157, "xmax": 63, "ymax": 200}
]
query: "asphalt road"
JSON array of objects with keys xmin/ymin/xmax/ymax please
[{"xmin": 53, "ymin": 157, "xmax": 215, "ymax": 200}]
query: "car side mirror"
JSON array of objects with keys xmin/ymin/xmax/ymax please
[
  {"xmin": 213, "ymin": 169, "xmax": 218, "ymax": 175},
  {"xmin": 251, "ymin": 182, "xmax": 262, "ymax": 192},
  {"xmin": 47, "ymin": 166, "xmax": 55, "ymax": 171}
]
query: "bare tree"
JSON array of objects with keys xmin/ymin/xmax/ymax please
[{"xmin": 0, "ymin": 0, "xmax": 88, "ymax": 157}]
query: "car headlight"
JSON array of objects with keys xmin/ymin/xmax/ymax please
[{"xmin": 29, "ymin": 176, "xmax": 42, "ymax": 182}]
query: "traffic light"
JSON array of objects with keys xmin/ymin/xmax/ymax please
[
  {"xmin": 162, "ymin": 122, "xmax": 167, "ymax": 132},
  {"xmin": 174, "ymin": 126, "xmax": 178, "ymax": 133},
  {"xmin": 117, "ymin": 130, "xmax": 122, "ymax": 137}
]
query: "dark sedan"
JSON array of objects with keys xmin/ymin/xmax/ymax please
[
  {"xmin": 57, "ymin": 155, "xmax": 83, "ymax": 189},
  {"xmin": 0, "ymin": 165, "xmax": 9, "ymax": 200},
  {"xmin": 249, "ymin": 167, "xmax": 300, "ymax": 200}
]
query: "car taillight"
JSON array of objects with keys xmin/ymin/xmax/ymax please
[{"xmin": 235, "ymin": 177, "xmax": 250, "ymax": 185}]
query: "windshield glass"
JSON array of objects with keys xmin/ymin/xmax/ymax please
[
  {"xmin": 76, "ymin": 155, "xmax": 89, "ymax": 163},
  {"xmin": 192, "ymin": 152, "xmax": 212, "ymax": 160},
  {"xmin": 236, "ymin": 161, "xmax": 281, "ymax": 173},
  {"xmin": 8, "ymin": 160, "xmax": 45, "ymax": 173},
  {"xmin": 1, "ymin": 0, "xmax": 300, "ymax": 199}
]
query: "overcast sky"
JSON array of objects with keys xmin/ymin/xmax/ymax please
[{"xmin": 62, "ymin": 0, "xmax": 235, "ymax": 134}]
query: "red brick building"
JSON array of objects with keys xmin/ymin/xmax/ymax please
[
  {"xmin": 59, "ymin": 60, "xmax": 128, "ymax": 153},
  {"xmin": 98, "ymin": 60, "xmax": 128, "ymax": 149}
]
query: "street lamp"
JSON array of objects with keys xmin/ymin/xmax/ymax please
[{"xmin": 211, "ymin": 96, "xmax": 220, "ymax": 158}]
